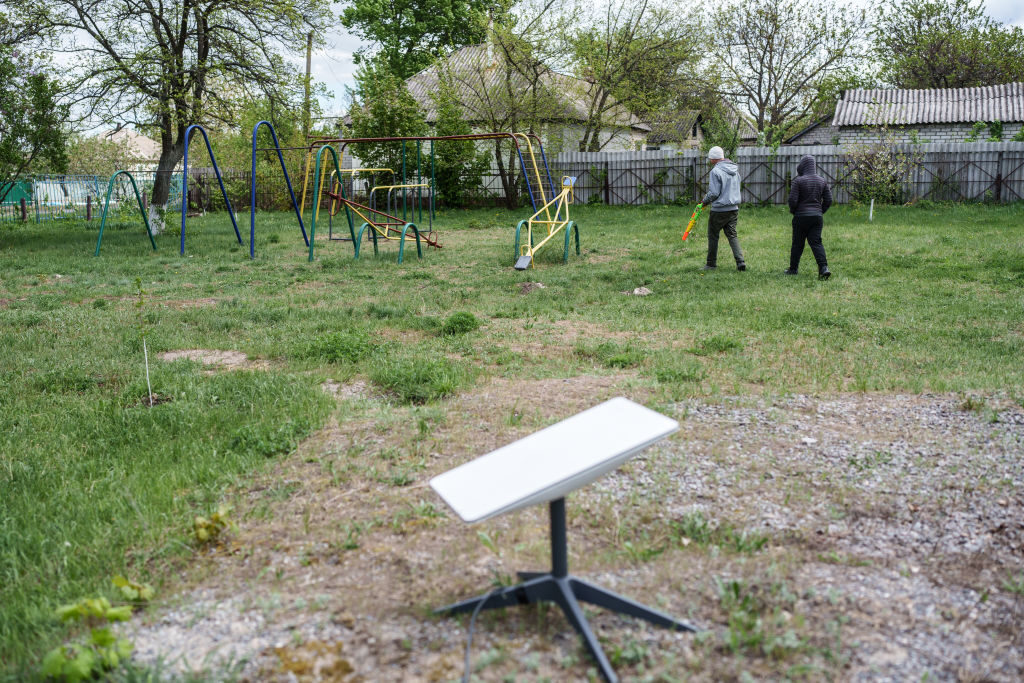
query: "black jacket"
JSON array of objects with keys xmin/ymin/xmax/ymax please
[{"xmin": 788, "ymin": 155, "xmax": 832, "ymax": 216}]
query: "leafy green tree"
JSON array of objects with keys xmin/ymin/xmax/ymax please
[
  {"xmin": 713, "ymin": 0, "xmax": 867, "ymax": 144},
  {"xmin": 423, "ymin": 1, "xmax": 575, "ymax": 207},
  {"xmin": 340, "ymin": 0, "xmax": 491, "ymax": 79},
  {"xmin": 14, "ymin": 0, "xmax": 331, "ymax": 224},
  {"xmin": 348, "ymin": 61, "xmax": 429, "ymax": 185},
  {"xmin": 429, "ymin": 65, "xmax": 490, "ymax": 207},
  {"xmin": 872, "ymin": 0, "xmax": 1024, "ymax": 89},
  {"xmin": 570, "ymin": 0, "xmax": 702, "ymax": 151},
  {"xmin": 0, "ymin": 27, "xmax": 67, "ymax": 203}
]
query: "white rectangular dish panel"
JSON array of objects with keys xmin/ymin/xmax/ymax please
[{"xmin": 429, "ymin": 397, "xmax": 678, "ymax": 523}]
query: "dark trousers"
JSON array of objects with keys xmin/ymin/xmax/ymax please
[
  {"xmin": 790, "ymin": 215, "xmax": 827, "ymax": 272},
  {"xmin": 707, "ymin": 210, "xmax": 744, "ymax": 267}
]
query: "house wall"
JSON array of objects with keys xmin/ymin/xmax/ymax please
[
  {"xmin": 543, "ymin": 124, "xmax": 645, "ymax": 153},
  {"xmin": 837, "ymin": 122, "xmax": 1023, "ymax": 144},
  {"xmin": 788, "ymin": 123, "xmax": 841, "ymax": 146}
]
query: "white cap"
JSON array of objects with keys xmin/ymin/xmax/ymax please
[{"xmin": 707, "ymin": 146, "xmax": 725, "ymax": 160}]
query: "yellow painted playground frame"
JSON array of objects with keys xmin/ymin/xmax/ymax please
[{"xmin": 514, "ymin": 176, "xmax": 581, "ymax": 269}]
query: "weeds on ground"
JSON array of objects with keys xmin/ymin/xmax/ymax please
[
  {"xmin": 41, "ymin": 596, "xmax": 137, "ymax": 681},
  {"xmin": 440, "ymin": 311, "xmax": 480, "ymax": 335},
  {"xmin": 575, "ymin": 341, "xmax": 647, "ymax": 369},
  {"xmin": 369, "ymin": 356, "xmax": 473, "ymax": 404},
  {"xmin": 670, "ymin": 511, "xmax": 769, "ymax": 553},
  {"xmin": 1002, "ymin": 572, "xmax": 1024, "ymax": 595},
  {"xmin": 689, "ymin": 335, "xmax": 743, "ymax": 356},
  {"xmin": 297, "ymin": 329, "xmax": 374, "ymax": 364}
]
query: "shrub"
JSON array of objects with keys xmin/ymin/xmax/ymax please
[
  {"xmin": 652, "ymin": 358, "xmax": 706, "ymax": 384},
  {"xmin": 689, "ymin": 335, "xmax": 743, "ymax": 356},
  {"xmin": 845, "ymin": 124, "xmax": 923, "ymax": 204},
  {"xmin": 297, "ymin": 329, "xmax": 373, "ymax": 364},
  {"xmin": 575, "ymin": 341, "xmax": 647, "ymax": 369},
  {"xmin": 369, "ymin": 356, "xmax": 471, "ymax": 404},
  {"xmin": 440, "ymin": 311, "xmax": 480, "ymax": 336}
]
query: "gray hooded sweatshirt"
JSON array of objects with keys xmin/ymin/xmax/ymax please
[{"xmin": 702, "ymin": 159, "xmax": 741, "ymax": 212}]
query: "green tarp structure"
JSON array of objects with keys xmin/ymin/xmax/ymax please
[{"xmin": 1, "ymin": 180, "xmax": 32, "ymax": 206}]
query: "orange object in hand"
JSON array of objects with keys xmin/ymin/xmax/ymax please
[{"xmin": 682, "ymin": 203, "xmax": 704, "ymax": 241}]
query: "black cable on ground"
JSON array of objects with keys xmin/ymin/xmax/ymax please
[{"xmin": 462, "ymin": 588, "xmax": 501, "ymax": 683}]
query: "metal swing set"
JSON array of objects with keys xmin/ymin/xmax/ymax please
[{"xmin": 93, "ymin": 123, "xmax": 582, "ymax": 269}]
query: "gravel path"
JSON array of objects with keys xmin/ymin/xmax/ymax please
[{"xmin": 120, "ymin": 390, "xmax": 1024, "ymax": 682}]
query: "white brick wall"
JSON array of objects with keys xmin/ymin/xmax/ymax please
[{"xmin": 837, "ymin": 122, "xmax": 1023, "ymax": 144}]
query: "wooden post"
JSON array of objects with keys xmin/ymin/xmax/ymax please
[
  {"xmin": 20, "ymin": 197, "xmax": 27, "ymax": 222},
  {"xmin": 86, "ymin": 195, "xmax": 92, "ymax": 221},
  {"xmin": 142, "ymin": 190, "xmax": 148, "ymax": 210}
]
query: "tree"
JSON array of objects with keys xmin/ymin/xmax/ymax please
[
  {"xmin": 0, "ymin": 16, "xmax": 67, "ymax": 203},
  {"xmin": 348, "ymin": 61, "xmax": 429, "ymax": 184},
  {"xmin": 430, "ymin": 65, "xmax": 490, "ymax": 207},
  {"xmin": 340, "ymin": 0, "xmax": 491, "ymax": 79},
  {"xmin": 570, "ymin": 0, "xmax": 702, "ymax": 151},
  {"xmin": 15, "ymin": 0, "xmax": 331, "ymax": 225},
  {"xmin": 713, "ymin": 0, "xmax": 867, "ymax": 144},
  {"xmin": 421, "ymin": 0, "xmax": 576, "ymax": 207},
  {"xmin": 873, "ymin": 0, "xmax": 1024, "ymax": 89}
]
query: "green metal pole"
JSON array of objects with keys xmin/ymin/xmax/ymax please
[
  {"xmin": 402, "ymin": 141, "xmax": 407, "ymax": 221},
  {"xmin": 95, "ymin": 170, "xmax": 156, "ymax": 256},
  {"xmin": 309, "ymin": 145, "xmax": 342, "ymax": 261}
]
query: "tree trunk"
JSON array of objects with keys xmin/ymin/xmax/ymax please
[
  {"xmin": 149, "ymin": 129, "xmax": 185, "ymax": 233},
  {"xmin": 494, "ymin": 140, "xmax": 518, "ymax": 210}
]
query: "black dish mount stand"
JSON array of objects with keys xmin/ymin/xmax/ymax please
[{"xmin": 436, "ymin": 497, "xmax": 698, "ymax": 683}]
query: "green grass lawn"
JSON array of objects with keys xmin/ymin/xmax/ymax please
[{"xmin": 1, "ymin": 201, "xmax": 1022, "ymax": 675}]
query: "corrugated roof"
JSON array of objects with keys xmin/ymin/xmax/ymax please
[
  {"xmin": 645, "ymin": 111, "xmax": 701, "ymax": 143},
  {"xmin": 407, "ymin": 44, "xmax": 650, "ymax": 131},
  {"xmin": 833, "ymin": 83, "xmax": 1024, "ymax": 126}
]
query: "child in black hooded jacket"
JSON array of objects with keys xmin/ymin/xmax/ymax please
[{"xmin": 786, "ymin": 155, "xmax": 832, "ymax": 280}]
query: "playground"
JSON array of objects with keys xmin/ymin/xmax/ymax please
[{"xmin": 1, "ymin": 202, "xmax": 1023, "ymax": 681}]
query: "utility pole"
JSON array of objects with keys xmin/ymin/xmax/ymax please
[{"xmin": 303, "ymin": 31, "xmax": 313, "ymax": 140}]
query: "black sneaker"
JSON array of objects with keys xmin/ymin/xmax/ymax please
[
  {"xmin": 737, "ymin": 263, "xmax": 747, "ymax": 271},
  {"xmin": 818, "ymin": 267, "xmax": 831, "ymax": 281},
  {"xmin": 703, "ymin": 265, "xmax": 717, "ymax": 271},
  {"xmin": 783, "ymin": 269, "xmax": 798, "ymax": 275}
]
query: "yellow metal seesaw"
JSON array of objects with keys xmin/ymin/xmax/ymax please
[{"xmin": 514, "ymin": 176, "xmax": 581, "ymax": 270}]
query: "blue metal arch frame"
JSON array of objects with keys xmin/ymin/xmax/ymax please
[
  {"xmin": 249, "ymin": 121, "xmax": 308, "ymax": 259},
  {"xmin": 180, "ymin": 124, "xmax": 242, "ymax": 255}
]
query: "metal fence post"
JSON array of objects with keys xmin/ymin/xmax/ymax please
[
  {"xmin": 603, "ymin": 161, "xmax": 610, "ymax": 205},
  {"xmin": 996, "ymin": 151, "xmax": 1003, "ymax": 202}
]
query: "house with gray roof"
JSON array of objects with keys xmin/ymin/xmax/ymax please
[
  {"xmin": 644, "ymin": 110, "xmax": 758, "ymax": 151},
  {"xmin": 787, "ymin": 82, "xmax": 1024, "ymax": 145},
  {"xmin": 406, "ymin": 44, "xmax": 651, "ymax": 153}
]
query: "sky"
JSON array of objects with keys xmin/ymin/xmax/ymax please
[{"xmin": 310, "ymin": 0, "xmax": 1024, "ymax": 114}]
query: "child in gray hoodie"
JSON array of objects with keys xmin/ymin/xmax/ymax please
[{"xmin": 701, "ymin": 146, "xmax": 745, "ymax": 271}]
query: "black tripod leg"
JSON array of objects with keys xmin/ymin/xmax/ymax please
[
  {"xmin": 552, "ymin": 579, "xmax": 619, "ymax": 683},
  {"xmin": 570, "ymin": 578, "xmax": 697, "ymax": 632},
  {"xmin": 435, "ymin": 576, "xmax": 557, "ymax": 616}
]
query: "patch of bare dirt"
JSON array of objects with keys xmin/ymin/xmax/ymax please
[
  {"xmin": 321, "ymin": 380, "xmax": 371, "ymax": 400},
  {"xmin": 161, "ymin": 297, "xmax": 219, "ymax": 310},
  {"xmin": 516, "ymin": 281, "xmax": 546, "ymax": 294},
  {"xmin": 120, "ymin": 389, "xmax": 1024, "ymax": 682},
  {"xmin": 157, "ymin": 349, "xmax": 267, "ymax": 372}
]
